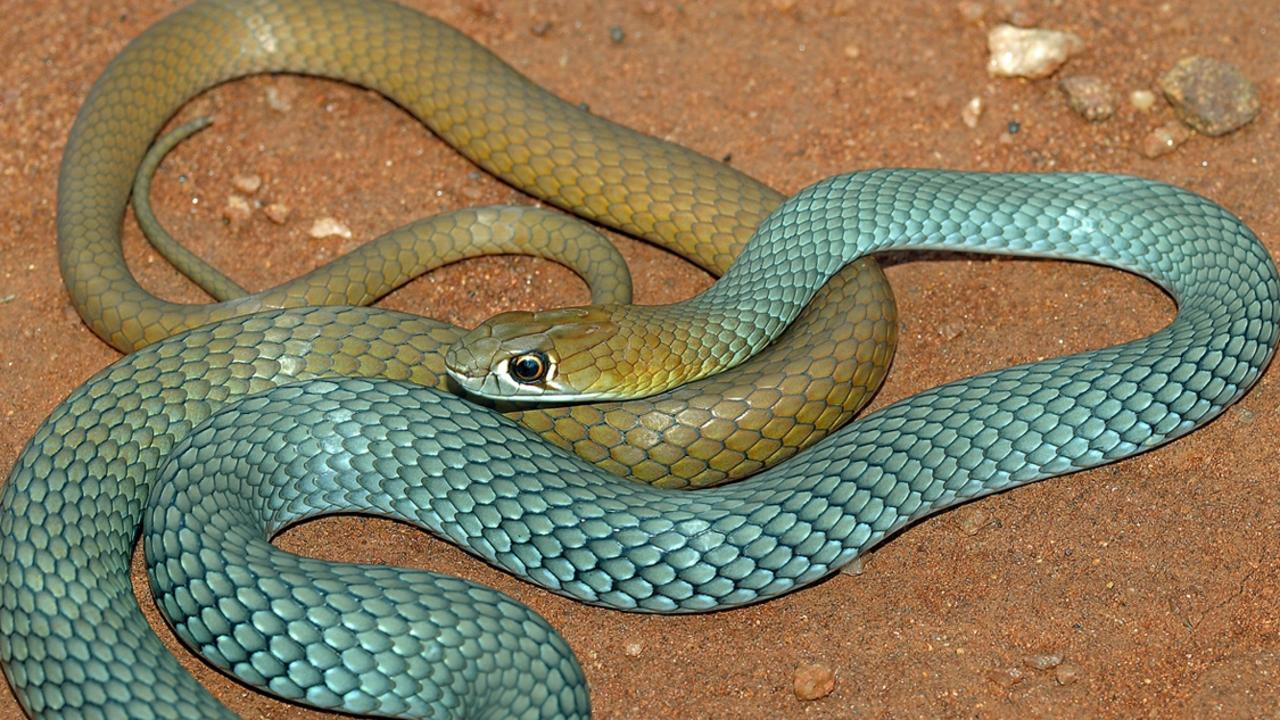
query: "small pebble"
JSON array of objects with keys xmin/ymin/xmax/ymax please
[
  {"xmin": 1130, "ymin": 89, "xmax": 1157, "ymax": 112},
  {"xmin": 959, "ymin": 507, "xmax": 994, "ymax": 535},
  {"xmin": 0, "ymin": 294, "xmax": 15, "ymax": 303},
  {"xmin": 623, "ymin": 642, "xmax": 643, "ymax": 657},
  {"xmin": 1235, "ymin": 407, "xmax": 1255, "ymax": 424},
  {"xmin": 1059, "ymin": 75, "xmax": 1115, "ymax": 122},
  {"xmin": 962, "ymin": 96, "xmax": 984, "ymax": 128},
  {"xmin": 939, "ymin": 321, "xmax": 966, "ymax": 341},
  {"xmin": 842, "ymin": 44, "xmax": 861, "ymax": 60},
  {"xmin": 1158, "ymin": 56, "xmax": 1260, "ymax": 136},
  {"xmin": 1055, "ymin": 661, "xmax": 1081, "ymax": 685},
  {"xmin": 263, "ymin": 202, "xmax": 291, "ymax": 224},
  {"xmin": 309, "ymin": 217, "xmax": 352, "ymax": 239},
  {"xmin": 222, "ymin": 194, "xmax": 251, "ymax": 223},
  {"xmin": 231, "ymin": 173, "xmax": 262, "ymax": 194},
  {"xmin": 986, "ymin": 666, "xmax": 1026, "ymax": 688},
  {"xmin": 608, "ymin": 25, "xmax": 625, "ymax": 44},
  {"xmin": 986, "ymin": 24, "xmax": 1084, "ymax": 79},
  {"xmin": 793, "ymin": 663, "xmax": 835, "ymax": 701},
  {"xmin": 530, "ymin": 20, "xmax": 552, "ymax": 37},
  {"xmin": 264, "ymin": 85, "xmax": 293, "ymax": 112},
  {"xmin": 1024, "ymin": 653, "xmax": 1064, "ymax": 671},
  {"xmin": 1139, "ymin": 120, "xmax": 1192, "ymax": 158}
]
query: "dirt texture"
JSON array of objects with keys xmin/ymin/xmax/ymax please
[{"xmin": 2, "ymin": 1, "xmax": 1278, "ymax": 718}]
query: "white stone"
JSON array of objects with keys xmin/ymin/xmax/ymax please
[
  {"xmin": 308, "ymin": 217, "xmax": 353, "ymax": 239},
  {"xmin": 986, "ymin": 24, "xmax": 1084, "ymax": 79}
]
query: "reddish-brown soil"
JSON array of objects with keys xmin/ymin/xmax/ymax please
[{"xmin": 2, "ymin": 1, "xmax": 1277, "ymax": 718}]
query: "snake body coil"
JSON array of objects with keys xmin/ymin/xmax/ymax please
[{"xmin": 2, "ymin": 1, "xmax": 1278, "ymax": 719}]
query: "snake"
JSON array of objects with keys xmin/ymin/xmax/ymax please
[{"xmin": 2, "ymin": 2, "xmax": 1279, "ymax": 720}]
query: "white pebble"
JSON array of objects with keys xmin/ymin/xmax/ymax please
[
  {"xmin": 231, "ymin": 173, "xmax": 262, "ymax": 194},
  {"xmin": 1024, "ymin": 653, "xmax": 1064, "ymax": 670},
  {"xmin": 265, "ymin": 85, "xmax": 293, "ymax": 112},
  {"xmin": 308, "ymin": 217, "xmax": 352, "ymax": 239},
  {"xmin": 263, "ymin": 202, "xmax": 292, "ymax": 225},
  {"xmin": 1130, "ymin": 89, "xmax": 1157, "ymax": 112},
  {"xmin": 986, "ymin": 24, "xmax": 1084, "ymax": 79},
  {"xmin": 222, "ymin": 194, "xmax": 251, "ymax": 223},
  {"xmin": 962, "ymin": 96, "xmax": 984, "ymax": 128}
]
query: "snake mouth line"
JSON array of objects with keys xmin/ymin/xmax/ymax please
[{"xmin": 447, "ymin": 366, "xmax": 502, "ymax": 397}]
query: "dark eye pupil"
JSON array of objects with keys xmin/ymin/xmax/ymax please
[{"xmin": 511, "ymin": 353, "xmax": 547, "ymax": 383}]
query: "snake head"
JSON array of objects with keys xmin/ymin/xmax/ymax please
[{"xmin": 446, "ymin": 306, "xmax": 623, "ymax": 402}]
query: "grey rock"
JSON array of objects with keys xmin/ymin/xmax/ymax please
[{"xmin": 1158, "ymin": 56, "xmax": 1260, "ymax": 136}]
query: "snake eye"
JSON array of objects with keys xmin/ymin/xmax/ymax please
[{"xmin": 509, "ymin": 351, "xmax": 550, "ymax": 384}]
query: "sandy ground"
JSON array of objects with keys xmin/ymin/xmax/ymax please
[{"xmin": 2, "ymin": 0, "xmax": 1278, "ymax": 718}]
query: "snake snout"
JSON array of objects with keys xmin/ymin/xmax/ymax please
[{"xmin": 444, "ymin": 328, "xmax": 500, "ymax": 382}]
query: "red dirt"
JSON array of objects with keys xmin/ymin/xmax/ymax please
[{"xmin": 1, "ymin": 1, "xmax": 1277, "ymax": 718}]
